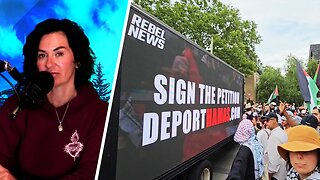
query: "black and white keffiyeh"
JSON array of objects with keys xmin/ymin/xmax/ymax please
[
  {"xmin": 287, "ymin": 167, "xmax": 299, "ymax": 180},
  {"xmin": 286, "ymin": 167, "xmax": 320, "ymax": 180}
]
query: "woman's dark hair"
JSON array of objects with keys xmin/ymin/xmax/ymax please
[{"xmin": 23, "ymin": 18, "xmax": 95, "ymax": 88}]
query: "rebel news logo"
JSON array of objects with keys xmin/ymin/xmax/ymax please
[{"xmin": 127, "ymin": 13, "xmax": 166, "ymax": 49}]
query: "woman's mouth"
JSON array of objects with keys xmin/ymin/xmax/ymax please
[{"xmin": 50, "ymin": 72, "xmax": 59, "ymax": 77}]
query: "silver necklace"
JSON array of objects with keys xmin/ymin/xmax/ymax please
[{"xmin": 54, "ymin": 101, "xmax": 71, "ymax": 132}]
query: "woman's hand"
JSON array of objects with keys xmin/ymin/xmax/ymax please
[{"xmin": 0, "ymin": 165, "xmax": 16, "ymax": 180}]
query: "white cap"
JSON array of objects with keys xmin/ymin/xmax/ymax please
[
  {"xmin": 286, "ymin": 111, "xmax": 294, "ymax": 117},
  {"xmin": 245, "ymin": 103, "xmax": 252, "ymax": 109}
]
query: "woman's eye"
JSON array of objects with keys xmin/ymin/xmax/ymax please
[
  {"xmin": 55, "ymin": 52, "xmax": 64, "ymax": 57},
  {"xmin": 37, "ymin": 53, "xmax": 47, "ymax": 59}
]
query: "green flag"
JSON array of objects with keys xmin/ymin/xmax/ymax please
[
  {"xmin": 267, "ymin": 85, "xmax": 278, "ymax": 104},
  {"xmin": 314, "ymin": 63, "xmax": 320, "ymax": 98},
  {"xmin": 306, "ymin": 70, "xmax": 319, "ymax": 110}
]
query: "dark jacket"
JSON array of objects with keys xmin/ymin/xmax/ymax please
[{"xmin": 227, "ymin": 145, "xmax": 255, "ymax": 180}]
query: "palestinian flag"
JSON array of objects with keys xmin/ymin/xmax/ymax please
[
  {"xmin": 267, "ymin": 85, "xmax": 278, "ymax": 104},
  {"xmin": 313, "ymin": 63, "xmax": 320, "ymax": 98},
  {"xmin": 296, "ymin": 60, "xmax": 319, "ymax": 110}
]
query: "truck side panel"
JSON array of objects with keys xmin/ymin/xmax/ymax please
[{"xmin": 100, "ymin": 5, "xmax": 244, "ymax": 180}]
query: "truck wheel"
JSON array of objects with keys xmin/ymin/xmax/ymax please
[{"xmin": 187, "ymin": 160, "xmax": 212, "ymax": 180}]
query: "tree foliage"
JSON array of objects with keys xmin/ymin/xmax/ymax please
[
  {"xmin": 257, "ymin": 55, "xmax": 308, "ymax": 105},
  {"xmin": 92, "ymin": 62, "xmax": 111, "ymax": 101},
  {"xmin": 133, "ymin": 0, "xmax": 262, "ymax": 75},
  {"xmin": 306, "ymin": 58, "xmax": 318, "ymax": 78},
  {"xmin": 257, "ymin": 66, "xmax": 284, "ymax": 103},
  {"xmin": 282, "ymin": 55, "xmax": 304, "ymax": 104}
]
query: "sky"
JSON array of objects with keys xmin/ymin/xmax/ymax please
[
  {"xmin": 0, "ymin": 0, "xmax": 129, "ymax": 93},
  {"xmin": 220, "ymin": 0, "xmax": 320, "ymax": 72}
]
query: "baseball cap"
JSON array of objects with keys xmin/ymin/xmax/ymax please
[
  {"xmin": 266, "ymin": 112, "xmax": 278, "ymax": 121},
  {"xmin": 278, "ymin": 125, "xmax": 320, "ymax": 160},
  {"xmin": 245, "ymin": 103, "xmax": 252, "ymax": 109},
  {"xmin": 301, "ymin": 114, "xmax": 318, "ymax": 129}
]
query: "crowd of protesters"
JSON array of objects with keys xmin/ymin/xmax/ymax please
[{"xmin": 227, "ymin": 101, "xmax": 320, "ymax": 180}]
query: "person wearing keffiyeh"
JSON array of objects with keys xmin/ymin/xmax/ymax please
[{"xmin": 227, "ymin": 119, "xmax": 264, "ymax": 180}]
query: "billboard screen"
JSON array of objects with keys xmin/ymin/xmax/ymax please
[{"xmin": 111, "ymin": 5, "xmax": 244, "ymax": 180}]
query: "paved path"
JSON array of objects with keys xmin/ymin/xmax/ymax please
[{"xmin": 210, "ymin": 141, "xmax": 240, "ymax": 180}]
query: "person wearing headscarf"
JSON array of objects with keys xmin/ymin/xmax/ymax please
[
  {"xmin": 227, "ymin": 119, "xmax": 264, "ymax": 180},
  {"xmin": 278, "ymin": 125, "xmax": 320, "ymax": 180}
]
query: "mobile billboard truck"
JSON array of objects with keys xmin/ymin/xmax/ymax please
[{"xmin": 98, "ymin": 4, "xmax": 244, "ymax": 180}]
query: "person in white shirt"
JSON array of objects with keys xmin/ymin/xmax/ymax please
[
  {"xmin": 257, "ymin": 116, "xmax": 271, "ymax": 180},
  {"xmin": 265, "ymin": 112, "xmax": 288, "ymax": 180}
]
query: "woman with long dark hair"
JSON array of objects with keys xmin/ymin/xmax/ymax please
[{"xmin": 0, "ymin": 19, "xmax": 108, "ymax": 179}]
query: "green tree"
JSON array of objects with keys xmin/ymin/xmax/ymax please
[
  {"xmin": 92, "ymin": 62, "xmax": 111, "ymax": 101},
  {"xmin": 133, "ymin": 0, "xmax": 261, "ymax": 75},
  {"xmin": 282, "ymin": 55, "xmax": 304, "ymax": 105},
  {"xmin": 257, "ymin": 66, "xmax": 284, "ymax": 103},
  {"xmin": 257, "ymin": 55, "xmax": 310, "ymax": 106},
  {"xmin": 306, "ymin": 58, "xmax": 318, "ymax": 79}
]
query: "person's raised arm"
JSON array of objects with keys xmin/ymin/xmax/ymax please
[{"xmin": 278, "ymin": 102, "xmax": 297, "ymax": 127}]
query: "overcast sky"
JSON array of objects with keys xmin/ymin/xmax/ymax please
[{"xmin": 220, "ymin": 0, "xmax": 320, "ymax": 72}]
